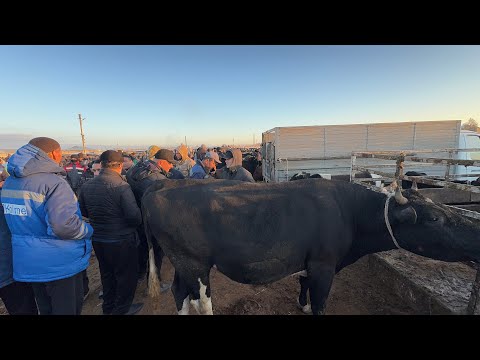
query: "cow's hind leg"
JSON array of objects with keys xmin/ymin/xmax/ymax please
[
  {"xmin": 175, "ymin": 267, "xmax": 212, "ymax": 315},
  {"xmin": 151, "ymin": 236, "xmax": 165, "ymax": 280},
  {"xmin": 144, "ymin": 218, "xmax": 161, "ymax": 298},
  {"xmin": 297, "ymin": 275, "xmax": 312, "ymax": 314},
  {"xmin": 172, "ymin": 268, "xmax": 213, "ymax": 315},
  {"xmin": 307, "ymin": 262, "xmax": 336, "ymax": 315},
  {"xmin": 190, "ymin": 273, "xmax": 213, "ymax": 315}
]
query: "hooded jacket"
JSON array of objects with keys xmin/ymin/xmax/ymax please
[
  {"xmin": 126, "ymin": 160, "xmax": 167, "ymax": 207},
  {"xmin": 0, "ymin": 188, "xmax": 13, "ymax": 288},
  {"xmin": 157, "ymin": 159, "xmax": 185, "ymax": 180},
  {"xmin": 217, "ymin": 149, "xmax": 255, "ymax": 183},
  {"xmin": 175, "ymin": 144, "xmax": 195, "ymax": 177},
  {"xmin": 1, "ymin": 143, "xmax": 93, "ymax": 282}
]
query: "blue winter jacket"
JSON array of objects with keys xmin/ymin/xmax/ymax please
[
  {"xmin": 0, "ymin": 188, "xmax": 13, "ymax": 288},
  {"xmin": 190, "ymin": 160, "xmax": 213, "ymax": 179},
  {"xmin": 1, "ymin": 143, "xmax": 93, "ymax": 282}
]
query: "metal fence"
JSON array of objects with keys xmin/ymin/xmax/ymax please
[{"xmin": 350, "ymin": 148, "xmax": 480, "ymax": 314}]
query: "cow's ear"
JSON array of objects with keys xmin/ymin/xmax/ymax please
[{"xmin": 393, "ymin": 206, "xmax": 417, "ymax": 224}]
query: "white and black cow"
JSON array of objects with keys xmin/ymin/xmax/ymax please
[{"xmin": 142, "ymin": 178, "xmax": 480, "ymax": 315}]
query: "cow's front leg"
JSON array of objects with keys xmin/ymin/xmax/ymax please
[
  {"xmin": 172, "ymin": 271, "xmax": 191, "ymax": 315},
  {"xmin": 307, "ymin": 262, "xmax": 336, "ymax": 315}
]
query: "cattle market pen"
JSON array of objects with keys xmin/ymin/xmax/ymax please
[
  {"xmin": 350, "ymin": 149, "xmax": 480, "ymax": 315},
  {"xmin": 262, "ymin": 124, "xmax": 480, "ymax": 314}
]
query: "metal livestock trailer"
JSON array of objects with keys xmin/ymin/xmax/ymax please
[{"xmin": 262, "ymin": 120, "xmax": 462, "ymax": 182}]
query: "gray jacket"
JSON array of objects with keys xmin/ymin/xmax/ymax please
[{"xmin": 217, "ymin": 149, "xmax": 254, "ymax": 183}]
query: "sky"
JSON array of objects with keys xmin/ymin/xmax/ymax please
[{"xmin": 0, "ymin": 45, "xmax": 479, "ymax": 150}]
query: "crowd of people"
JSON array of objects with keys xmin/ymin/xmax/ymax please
[{"xmin": 0, "ymin": 137, "xmax": 263, "ymax": 315}]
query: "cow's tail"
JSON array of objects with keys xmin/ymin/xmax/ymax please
[{"xmin": 144, "ymin": 212, "xmax": 161, "ymax": 299}]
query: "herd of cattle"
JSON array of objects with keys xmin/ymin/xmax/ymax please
[{"xmin": 139, "ymin": 169, "xmax": 480, "ymax": 315}]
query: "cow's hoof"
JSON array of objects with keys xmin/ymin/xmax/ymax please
[{"xmin": 297, "ymin": 300, "xmax": 312, "ymax": 314}]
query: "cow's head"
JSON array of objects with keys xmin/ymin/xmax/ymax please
[{"xmin": 388, "ymin": 188, "xmax": 480, "ymax": 263}]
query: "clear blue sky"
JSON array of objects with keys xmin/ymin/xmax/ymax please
[{"xmin": 1, "ymin": 45, "xmax": 479, "ymax": 150}]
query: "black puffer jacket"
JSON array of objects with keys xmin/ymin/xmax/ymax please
[
  {"xmin": 78, "ymin": 168, "xmax": 142, "ymax": 241},
  {"xmin": 126, "ymin": 160, "xmax": 167, "ymax": 207}
]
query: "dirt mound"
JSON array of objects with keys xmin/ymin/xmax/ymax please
[{"xmin": 225, "ymin": 298, "xmax": 267, "ymax": 315}]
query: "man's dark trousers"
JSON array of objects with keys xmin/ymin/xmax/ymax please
[
  {"xmin": 0, "ymin": 281, "xmax": 38, "ymax": 315},
  {"xmin": 93, "ymin": 235, "xmax": 138, "ymax": 315},
  {"xmin": 31, "ymin": 271, "xmax": 84, "ymax": 315}
]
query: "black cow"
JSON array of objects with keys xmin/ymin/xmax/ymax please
[
  {"xmin": 290, "ymin": 172, "xmax": 323, "ymax": 181},
  {"xmin": 242, "ymin": 154, "xmax": 256, "ymax": 175},
  {"xmin": 472, "ymin": 177, "xmax": 480, "ymax": 186},
  {"xmin": 242, "ymin": 153, "xmax": 263, "ymax": 182},
  {"xmin": 142, "ymin": 179, "xmax": 480, "ymax": 315},
  {"xmin": 290, "ymin": 171, "xmax": 373, "ymax": 184}
]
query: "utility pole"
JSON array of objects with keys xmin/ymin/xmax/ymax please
[{"xmin": 78, "ymin": 114, "xmax": 86, "ymax": 156}]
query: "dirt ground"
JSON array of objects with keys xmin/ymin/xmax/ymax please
[
  {"xmin": 0, "ymin": 254, "xmax": 416, "ymax": 315},
  {"xmin": 80, "ymin": 254, "xmax": 416, "ymax": 315}
]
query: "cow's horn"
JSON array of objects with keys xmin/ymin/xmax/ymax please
[
  {"xmin": 412, "ymin": 180, "xmax": 418, "ymax": 191},
  {"xmin": 395, "ymin": 187, "xmax": 409, "ymax": 205}
]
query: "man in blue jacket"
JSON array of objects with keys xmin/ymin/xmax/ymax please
[
  {"xmin": 1, "ymin": 137, "xmax": 93, "ymax": 315},
  {"xmin": 0, "ymin": 170, "xmax": 38, "ymax": 315},
  {"xmin": 190, "ymin": 151, "xmax": 221, "ymax": 179}
]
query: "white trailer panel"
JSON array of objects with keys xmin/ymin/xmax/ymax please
[{"xmin": 262, "ymin": 120, "xmax": 461, "ymax": 182}]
